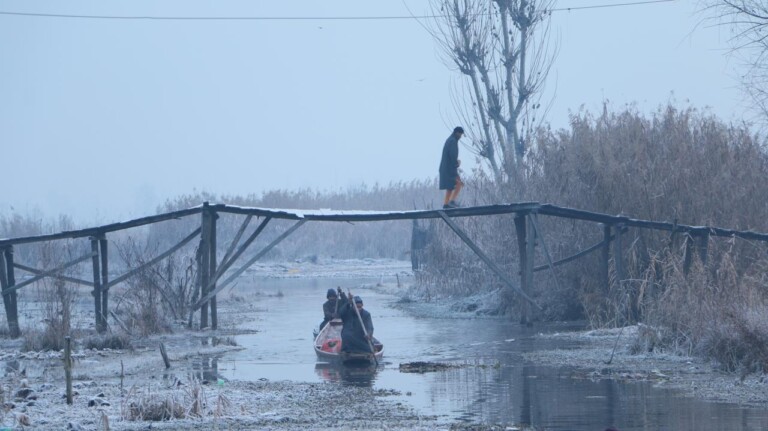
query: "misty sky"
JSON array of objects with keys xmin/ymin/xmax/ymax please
[{"xmin": 0, "ymin": 0, "xmax": 746, "ymax": 224}]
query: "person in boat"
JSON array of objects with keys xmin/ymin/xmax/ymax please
[
  {"xmin": 337, "ymin": 291, "xmax": 374, "ymax": 353},
  {"xmin": 320, "ymin": 288, "xmax": 339, "ymax": 331}
]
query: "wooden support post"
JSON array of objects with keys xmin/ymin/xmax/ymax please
[
  {"xmin": 683, "ymin": 233, "xmax": 694, "ymax": 275},
  {"xmin": 524, "ymin": 215, "xmax": 536, "ymax": 325},
  {"xmin": 614, "ymin": 223, "xmax": 625, "ymax": 290},
  {"xmin": 99, "ymin": 235, "xmax": 109, "ymax": 330},
  {"xmin": 601, "ymin": 224, "xmax": 611, "ymax": 294},
  {"xmin": 529, "ymin": 214, "xmax": 562, "ymax": 293},
  {"xmin": 199, "ymin": 203, "xmax": 211, "ymax": 329},
  {"xmin": 64, "ymin": 336, "xmax": 73, "ymax": 405},
  {"xmin": 668, "ymin": 218, "xmax": 679, "ymax": 250},
  {"xmin": 90, "ymin": 237, "xmax": 104, "ymax": 333},
  {"xmin": 188, "ymin": 246, "xmax": 203, "ymax": 329},
  {"xmin": 514, "ymin": 214, "xmax": 535, "ymax": 325},
  {"xmin": 159, "ymin": 342, "xmax": 171, "ymax": 369},
  {"xmin": 209, "ymin": 211, "xmax": 218, "ymax": 330},
  {"xmin": 514, "ymin": 215, "xmax": 527, "ymax": 322},
  {"xmin": 0, "ymin": 247, "xmax": 20, "ymax": 338},
  {"xmin": 698, "ymin": 230, "xmax": 710, "ymax": 266}
]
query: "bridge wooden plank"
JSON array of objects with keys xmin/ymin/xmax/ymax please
[
  {"xmin": 7, "ymin": 252, "xmax": 96, "ymax": 293},
  {"xmin": 212, "ymin": 202, "xmax": 543, "ymax": 222},
  {"xmin": 0, "ymin": 207, "xmax": 203, "ymax": 247},
  {"xmin": 13, "ymin": 263, "xmax": 94, "ymax": 287},
  {"xmin": 2, "ymin": 202, "xmax": 767, "ymax": 247}
]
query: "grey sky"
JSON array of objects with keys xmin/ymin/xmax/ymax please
[{"xmin": 0, "ymin": 0, "xmax": 745, "ymax": 223}]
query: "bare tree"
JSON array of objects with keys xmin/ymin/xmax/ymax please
[
  {"xmin": 429, "ymin": 0, "xmax": 557, "ymax": 182},
  {"xmin": 711, "ymin": 0, "xmax": 768, "ymax": 120}
]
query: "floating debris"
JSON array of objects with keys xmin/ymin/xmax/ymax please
[{"xmin": 399, "ymin": 361, "xmax": 459, "ymax": 373}]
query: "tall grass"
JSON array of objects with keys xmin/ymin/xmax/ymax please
[
  {"xmin": 22, "ymin": 240, "xmax": 79, "ymax": 352},
  {"xmin": 419, "ymin": 103, "xmax": 768, "ymax": 369}
]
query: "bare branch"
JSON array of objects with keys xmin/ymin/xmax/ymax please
[{"xmin": 429, "ymin": 0, "xmax": 557, "ymax": 180}]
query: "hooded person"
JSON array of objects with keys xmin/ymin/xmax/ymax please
[
  {"xmin": 319, "ymin": 288, "xmax": 339, "ymax": 331},
  {"xmin": 337, "ymin": 292, "xmax": 374, "ymax": 353}
]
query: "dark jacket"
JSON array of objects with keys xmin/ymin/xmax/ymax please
[
  {"xmin": 337, "ymin": 295, "xmax": 374, "ymax": 353},
  {"xmin": 439, "ymin": 133, "xmax": 460, "ymax": 190},
  {"xmin": 320, "ymin": 298, "xmax": 338, "ymax": 330}
]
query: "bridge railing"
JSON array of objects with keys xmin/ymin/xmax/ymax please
[{"xmin": 0, "ymin": 201, "xmax": 766, "ymax": 336}]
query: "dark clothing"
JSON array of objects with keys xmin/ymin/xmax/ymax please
[
  {"xmin": 439, "ymin": 133, "xmax": 460, "ymax": 190},
  {"xmin": 338, "ymin": 294, "xmax": 374, "ymax": 353},
  {"xmin": 320, "ymin": 298, "xmax": 338, "ymax": 331}
]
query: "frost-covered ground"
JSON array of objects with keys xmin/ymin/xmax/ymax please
[
  {"xmin": 0, "ymin": 293, "xmax": 527, "ymax": 431},
  {"xmin": 0, "ymin": 259, "xmax": 766, "ymax": 430},
  {"xmin": 523, "ymin": 326, "xmax": 768, "ymax": 407},
  {"xmin": 0, "ymin": 259, "xmax": 531, "ymax": 431}
]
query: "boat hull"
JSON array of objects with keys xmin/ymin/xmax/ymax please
[{"xmin": 314, "ymin": 319, "xmax": 383, "ymax": 365}]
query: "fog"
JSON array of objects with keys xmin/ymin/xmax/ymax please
[{"xmin": 0, "ymin": 0, "xmax": 745, "ymax": 223}]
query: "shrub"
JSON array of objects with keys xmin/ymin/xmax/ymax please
[{"xmin": 84, "ymin": 334, "xmax": 132, "ymax": 351}]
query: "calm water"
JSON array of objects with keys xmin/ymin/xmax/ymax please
[{"xmin": 204, "ymin": 277, "xmax": 768, "ymax": 431}]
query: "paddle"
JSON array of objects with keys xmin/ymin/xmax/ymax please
[
  {"xmin": 334, "ymin": 287, "xmax": 340, "ymax": 316},
  {"xmin": 348, "ymin": 291, "xmax": 378, "ymax": 367}
]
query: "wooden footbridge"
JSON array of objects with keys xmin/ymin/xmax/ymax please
[{"xmin": 1, "ymin": 201, "xmax": 767, "ymax": 338}]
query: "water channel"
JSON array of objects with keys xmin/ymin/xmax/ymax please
[{"xmin": 206, "ymin": 274, "xmax": 768, "ymax": 431}]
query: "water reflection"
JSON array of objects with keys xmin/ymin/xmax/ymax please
[
  {"xmin": 162, "ymin": 354, "xmax": 225, "ymax": 386},
  {"xmin": 315, "ymin": 362, "xmax": 379, "ymax": 386},
  {"xmin": 217, "ymin": 276, "xmax": 768, "ymax": 431}
]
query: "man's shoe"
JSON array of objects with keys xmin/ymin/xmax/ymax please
[
  {"xmin": 443, "ymin": 204, "xmax": 452, "ymax": 209},
  {"xmin": 448, "ymin": 200, "xmax": 462, "ymax": 208}
]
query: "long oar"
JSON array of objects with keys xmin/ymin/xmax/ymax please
[
  {"xmin": 334, "ymin": 287, "xmax": 340, "ymax": 316},
  {"xmin": 349, "ymin": 292, "xmax": 378, "ymax": 367}
]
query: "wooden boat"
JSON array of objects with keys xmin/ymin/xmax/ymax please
[{"xmin": 314, "ymin": 318, "xmax": 384, "ymax": 365}]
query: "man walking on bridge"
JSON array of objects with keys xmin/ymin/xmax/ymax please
[{"xmin": 439, "ymin": 126, "xmax": 464, "ymax": 209}]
